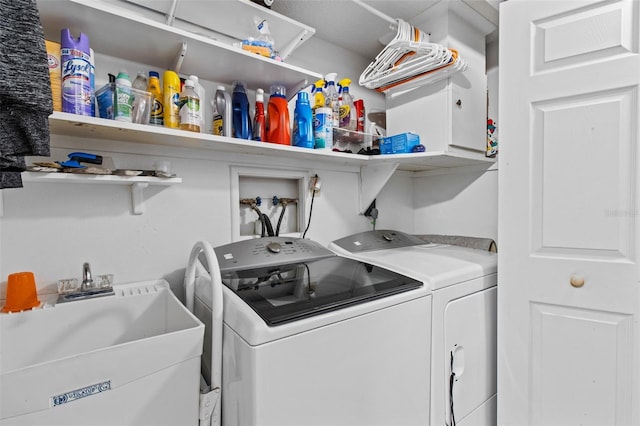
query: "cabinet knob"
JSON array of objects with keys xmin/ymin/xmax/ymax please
[
  {"xmin": 455, "ymin": 99, "xmax": 462, "ymax": 107},
  {"xmin": 570, "ymin": 275, "xmax": 585, "ymax": 288}
]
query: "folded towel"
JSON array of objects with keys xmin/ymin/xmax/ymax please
[
  {"xmin": 414, "ymin": 234, "xmax": 497, "ymax": 253},
  {"xmin": 0, "ymin": 0, "xmax": 53, "ymax": 189}
]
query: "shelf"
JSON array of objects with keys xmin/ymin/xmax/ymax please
[
  {"xmin": 124, "ymin": 0, "xmax": 315, "ymax": 60},
  {"xmin": 36, "ymin": 0, "xmax": 321, "ymax": 95},
  {"xmin": 22, "ymin": 170, "xmax": 182, "ymax": 215},
  {"xmin": 47, "ymin": 112, "xmax": 495, "ymax": 172}
]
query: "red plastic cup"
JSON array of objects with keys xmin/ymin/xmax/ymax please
[{"xmin": 2, "ymin": 272, "xmax": 40, "ymax": 313}]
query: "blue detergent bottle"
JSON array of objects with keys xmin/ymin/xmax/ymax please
[
  {"xmin": 232, "ymin": 81, "xmax": 252, "ymax": 139},
  {"xmin": 293, "ymin": 91, "xmax": 314, "ymax": 148}
]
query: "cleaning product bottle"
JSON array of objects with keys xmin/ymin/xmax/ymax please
[
  {"xmin": 314, "ymin": 107, "xmax": 333, "ymax": 150},
  {"xmin": 252, "ymin": 88, "xmax": 266, "ymax": 141},
  {"xmin": 114, "ymin": 70, "xmax": 133, "ymax": 122},
  {"xmin": 293, "ymin": 91, "xmax": 314, "ymax": 148},
  {"xmin": 338, "ymin": 78, "xmax": 356, "ymax": 131},
  {"xmin": 232, "ymin": 81, "xmax": 252, "ymax": 139},
  {"xmin": 312, "ymin": 79, "xmax": 326, "ymax": 111},
  {"xmin": 189, "ymin": 75, "xmax": 206, "ymax": 133},
  {"xmin": 323, "ymin": 73, "xmax": 339, "ymax": 128},
  {"xmin": 60, "ymin": 29, "xmax": 92, "ymax": 116},
  {"xmin": 132, "ymin": 71, "xmax": 150, "ymax": 124},
  {"xmin": 148, "ymin": 71, "xmax": 164, "ymax": 126},
  {"xmin": 178, "ymin": 79, "xmax": 200, "ymax": 132},
  {"xmin": 214, "ymin": 85, "xmax": 232, "ymax": 137},
  {"xmin": 163, "ymin": 70, "xmax": 180, "ymax": 128},
  {"xmin": 266, "ymin": 84, "xmax": 290, "ymax": 145}
]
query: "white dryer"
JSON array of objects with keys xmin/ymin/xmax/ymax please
[
  {"xmin": 329, "ymin": 230, "xmax": 498, "ymax": 426},
  {"xmin": 185, "ymin": 237, "xmax": 432, "ymax": 426}
]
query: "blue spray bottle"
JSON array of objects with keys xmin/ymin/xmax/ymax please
[
  {"xmin": 293, "ymin": 91, "xmax": 314, "ymax": 148},
  {"xmin": 232, "ymin": 81, "xmax": 252, "ymax": 139}
]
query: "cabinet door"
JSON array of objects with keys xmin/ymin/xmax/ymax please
[{"xmin": 498, "ymin": 1, "xmax": 640, "ymax": 425}]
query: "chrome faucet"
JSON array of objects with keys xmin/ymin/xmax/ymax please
[{"xmin": 81, "ymin": 262, "xmax": 94, "ymax": 291}]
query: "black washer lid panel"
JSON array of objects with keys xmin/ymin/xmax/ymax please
[{"xmin": 221, "ymin": 256, "xmax": 423, "ymax": 326}]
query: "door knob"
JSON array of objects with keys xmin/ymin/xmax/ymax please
[{"xmin": 570, "ymin": 275, "xmax": 585, "ymax": 288}]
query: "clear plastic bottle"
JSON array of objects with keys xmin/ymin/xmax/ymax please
[
  {"xmin": 178, "ymin": 79, "xmax": 201, "ymax": 132},
  {"xmin": 132, "ymin": 72, "xmax": 150, "ymax": 124},
  {"xmin": 323, "ymin": 73, "xmax": 339, "ymax": 128},
  {"xmin": 189, "ymin": 74, "xmax": 206, "ymax": 133},
  {"xmin": 338, "ymin": 78, "xmax": 356, "ymax": 131},
  {"xmin": 148, "ymin": 71, "xmax": 164, "ymax": 126}
]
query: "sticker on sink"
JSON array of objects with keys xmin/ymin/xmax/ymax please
[{"xmin": 51, "ymin": 380, "xmax": 111, "ymax": 407}]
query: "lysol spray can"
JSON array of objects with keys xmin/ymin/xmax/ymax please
[{"xmin": 60, "ymin": 29, "xmax": 92, "ymax": 116}]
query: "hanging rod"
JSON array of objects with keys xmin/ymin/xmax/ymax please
[{"xmin": 351, "ymin": 0, "xmax": 398, "ymax": 28}]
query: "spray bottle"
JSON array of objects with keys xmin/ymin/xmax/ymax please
[
  {"xmin": 323, "ymin": 73, "xmax": 339, "ymax": 128},
  {"xmin": 338, "ymin": 78, "xmax": 356, "ymax": 131},
  {"xmin": 252, "ymin": 88, "xmax": 266, "ymax": 141},
  {"xmin": 312, "ymin": 79, "xmax": 326, "ymax": 111}
]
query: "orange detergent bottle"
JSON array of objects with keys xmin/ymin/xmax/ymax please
[{"xmin": 266, "ymin": 85, "xmax": 290, "ymax": 145}]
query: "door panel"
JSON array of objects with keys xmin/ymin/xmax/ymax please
[{"xmin": 498, "ymin": 1, "xmax": 640, "ymax": 424}]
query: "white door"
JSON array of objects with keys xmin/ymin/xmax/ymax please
[{"xmin": 498, "ymin": 1, "xmax": 640, "ymax": 425}]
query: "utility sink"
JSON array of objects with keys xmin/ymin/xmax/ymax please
[{"xmin": 0, "ymin": 279, "xmax": 204, "ymax": 426}]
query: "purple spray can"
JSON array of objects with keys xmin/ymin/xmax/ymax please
[{"xmin": 60, "ymin": 29, "xmax": 92, "ymax": 116}]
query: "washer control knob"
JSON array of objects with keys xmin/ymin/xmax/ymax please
[
  {"xmin": 382, "ymin": 233, "xmax": 394, "ymax": 242},
  {"xmin": 266, "ymin": 242, "xmax": 282, "ymax": 253}
]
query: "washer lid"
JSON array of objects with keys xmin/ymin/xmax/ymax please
[{"xmin": 219, "ymin": 256, "xmax": 422, "ymax": 326}]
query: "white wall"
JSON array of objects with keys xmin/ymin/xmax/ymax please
[{"xmin": 0, "ymin": 12, "xmax": 498, "ymax": 301}]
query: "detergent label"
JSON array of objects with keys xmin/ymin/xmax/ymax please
[{"xmin": 51, "ymin": 380, "xmax": 111, "ymax": 407}]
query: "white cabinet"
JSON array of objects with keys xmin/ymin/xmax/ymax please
[
  {"xmin": 498, "ymin": 1, "xmax": 640, "ymax": 424},
  {"xmin": 386, "ymin": 1, "xmax": 496, "ymax": 155}
]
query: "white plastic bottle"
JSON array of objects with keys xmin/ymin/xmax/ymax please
[
  {"xmin": 179, "ymin": 79, "xmax": 201, "ymax": 133},
  {"xmin": 189, "ymin": 74, "xmax": 206, "ymax": 133},
  {"xmin": 115, "ymin": 70, "xmax": 133, "ymax": 122},
  {"xmin": 214, "ymin": 85, "xmax": 232, "ymax": 137}
]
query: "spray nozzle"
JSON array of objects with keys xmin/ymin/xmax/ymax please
[{"xmin": 338, "ymin": 78, "xmax": 352, "ymax": 91}]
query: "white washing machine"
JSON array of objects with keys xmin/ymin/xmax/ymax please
[
  {"xmin": 185, "ymin": 237, "xmax": 432, "ymax": 426},
  {"xmin": 329, "ymin": 230, "xmax": 498, "ymax": 426}
]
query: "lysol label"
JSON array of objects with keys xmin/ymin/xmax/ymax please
[{"xmin": 51, "ymin": 380, "xmax": 111, "ymax": 407}]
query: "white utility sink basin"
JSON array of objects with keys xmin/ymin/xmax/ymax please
[{"xmin": 1, "ymin": 279, "xmax": 204, "ymax": 426}]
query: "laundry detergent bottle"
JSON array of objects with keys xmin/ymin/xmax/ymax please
[
  {"xmin": 232, "ymin": 81, "xmax": 252, "ymax": 139},
  {"xmin": 252, "ymin": 88, "xmax": 266, "ymax": 141},
  {"xmin": 266, "ymin": 84, "xmax": 290, "ymax": 145},
  {"xmin": 293, "ymin": 91, "xmax": 314, "ymax": 148}
]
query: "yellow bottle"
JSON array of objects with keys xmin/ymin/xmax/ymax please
[{"xmin": 163, "ymin": 70, "xmax": 180, "ymax": 128}]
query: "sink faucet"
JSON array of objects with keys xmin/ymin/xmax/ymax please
[{"xmin": 81, "ymin": 262, "xmax": 94, "ymax": 291}]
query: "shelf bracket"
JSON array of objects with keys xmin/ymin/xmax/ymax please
[
  {"xmin": 172, "ymin": 41, "xmax": 188, "ymax": 74},
  {"xmin": 279, "ymin": 28, "xmax": 310, "ymax": 60},
  {"xmin": 131, "ymin": 182, "xmax": 149, "ymax": 215},
  {"xmin": 359, "ymin": 162, "xmax": 399, "ymax": 213}
]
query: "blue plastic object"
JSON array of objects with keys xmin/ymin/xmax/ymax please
[
  {"xmin": 232, "ymin": 81, "xmax": 252, "ymax": 139},
  {"xmin": 379, "ymin": 133, "xmax": 421, "ymax": 154},
  {"xmin": 292, "ymin": 91, "xmax": 314, "ymax": 148}
]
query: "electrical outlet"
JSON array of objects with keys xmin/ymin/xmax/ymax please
[{"xmin": 310, "ymin": 175, "xmax": 321, "ymax": 195}]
